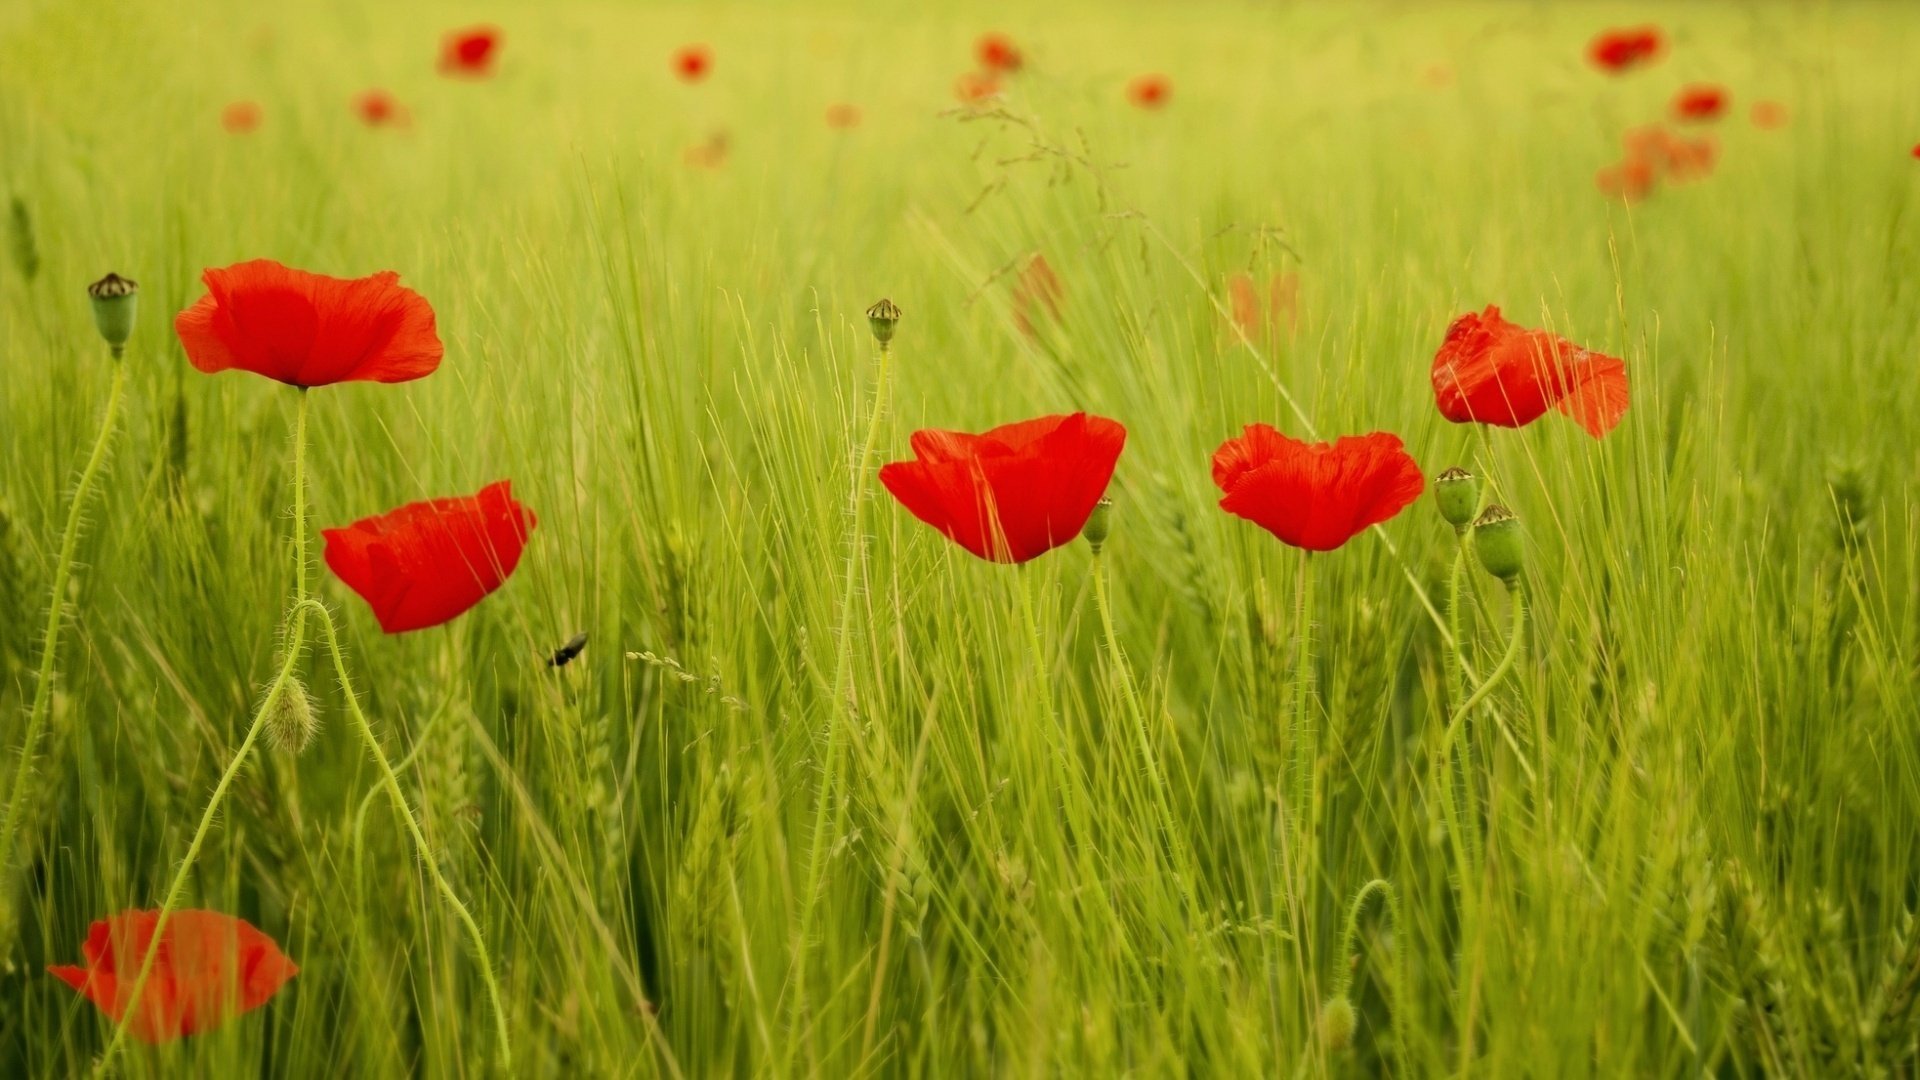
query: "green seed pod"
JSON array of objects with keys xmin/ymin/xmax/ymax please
[
  {"xmin": 866, "ymin": 298, "xmax": 901, "ymax": 345},
  {"xmin": 7, "ymin": 197, "xmax": 39, "ymax": 282},
  {"xmin": 87, "ymin": 272, "xmax": 138, "ymax": 356},
  {"xmin": 1083, "ymin": 496, "xmax": 1115, "ymax": 554},
  {"xmin": 1472, "ymin": 504, "xmax": 1524, "ymax": 581},
  {"xmin": 1319, "ymin": 995, "xmax": 1357, "ymax": 1052},
  {"xmin": 267, "ymin": 676, "xmax": 319, "ymax": 755},
  {"xmin": 1434, "ymin": 466, "xmax": 1479, "ymax": 529}
]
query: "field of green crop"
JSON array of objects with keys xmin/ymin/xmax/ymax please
[{"xmin": 2, "ymin": 0, "xmax": 1918, "ymax": 1075}]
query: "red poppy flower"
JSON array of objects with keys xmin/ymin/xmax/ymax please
[
  {"xmin": 1662, "ymin": 133, "xmax": 1718, "ymax": 182},
  {"xmin": 354, "ymin": 89, "xmax": 406, "ymax": 127},
  {"xmin": 1750, "ymin": 100, "xmax": 1788, "ymax": 130},
  {"xmin": 825, "ymin": 102, "xmax": 862, "ymax": 129},
  {"xmin": 879, "ymin": 413, "xmax": 1125, "ymax": 564},
  {"xmin": 1913, "ymin": 143, "xmax": 1920, "ymax": 160},
  {"xmin": 976, "ymin": 32, "xmax": 1023, "ymax": 74},
  {"xmin": 1211, "ymin": 426, "xmax": 1424, "ymax": 552},
  {"xmin": 954, "ymin": 70, "xmax": 1002, "ymax": 104},
  {"xmin": 48, "ymin": 909, "xmax": 296, "ymax": 1044},
  {"xmin": 673, "ymin": 44, "xmax": 713, "ymax": 82},
  {"xmin": 1127, "ymin": 73, "xmax": 1171, "ymax": 109},
  {"xmin": 1594, "ymin": 156, "xmax": 1655, "ymax": 202},
  {"xmin": 323, "ymin": 481, "xmax": 535, "ymax": 634},
  {"xmin": 1013, "ymin": 254, "xmax": 1064, "ymax": 337},
  {"xmin": 1587, "ymin": 26, "xmax": 1662, "ymax": 73},
  {"xmin": 221, "ymin": 101, "xmax": 263, "ymax": 134},
  {"xmin": 439, "ymin": 26, "xmax": 501, "ymax": 78},
  {"xmin": 175, "ymin": 259, "xmax": 443, "ymax": 388},
  {"xmin": 1227, "ymin": 272, "xmax": 1300, "ymax": 341},
  {"xmin": 1431, "ymin": 306, "xmax": 1630, "ymax": 438},
  {"xmin": 1672, "ymin": 84, "xmax": 1728, "ymax": 122}
]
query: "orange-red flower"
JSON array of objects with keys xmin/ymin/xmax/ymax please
[
  {"xmin": 354, "ymin": 89, "xmax": 406, "ymax": 127},
  {"xmin": 976, "ymin": 32, "xmax": 1023, "ymax": 74},
  {"xmin": 439, "ymin": 26, "xmax": 501, "ymax": 78},
  {"xmin": 48, "ymin": 910, "xmax": 296, "ymax": 1044},
  {"xmin": 1586, "ymin": 26, "xmax": 1662, "ymax": 73},
  {"xmin": 1672, "ymin": 84, "xmax": 1728, "ymax": 122},
  {"xmin": 880, "ymin": 413, "xmax": 1125, "ymax": 564},
  {"xmin": 955, "ymin": 70, "xmax": 1002, "ymax": 104},
  {"xmin": 1127, "ymin": 73, "xmax": 1171, "ymax": 109},
  {"xmin": 1211, "ymin": 427, "xmax": 1424, "ymax": 552},
  {"xmin": 825, "ymin": 102, "xmax": 862, "ymax": 129},
  {"xmin": 1013, "ymin": 254, "xmax": 1064, "ymax": 337},
  {"xmin": 323, "ymin": 481, "xmax": 536, "ymax": 633},
  {"xmin": 221, "ymin": 102, "xmax": 262, "ymax": 134},
  {"xmin": 1431, "ymin": 306, "xmax": 1629, "ymax": 438},
  {"xmin": 673, "ymin": 44, "xmax": 713, "ymax": 82},
  {"xmin": 1913, "ymin": 143, "xmax": 1920, "ymax": 160},
  {"xmin": 1227, "ymin": 272, "xmax": 1300, "ymax": 342},
  {"xmin": 1750, "ymin": 100, "xmax": 1789, "ymax": 130},
  {"xmin": 175, "ymin": 260, "xmax": 442, "ymax": 388},
  {"xmin": 1595, "ymin": 156, "xmax": 1655, "ymax": 202}
]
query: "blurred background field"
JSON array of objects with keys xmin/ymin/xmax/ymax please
[{"xmin": 2, "ymin": 0, "xmax": 1919, "ymax": 1075}]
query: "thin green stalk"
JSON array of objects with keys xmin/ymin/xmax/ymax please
[
  {"xmin": 0, "ymin": 359, "xmax": 128, "ymax": 903},
  {"xmin": 1290, "ymin": 550, "xmax": 1316, "ymax": 882},
  {"xmin": 1430, "ymin": 578, "xmax": 1525, "ymax": 921},
  {"xmin": 1443, "ymin": 529, "xmax": 1470, "ymax": 707}
]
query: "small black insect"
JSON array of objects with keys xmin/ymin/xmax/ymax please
[{"xmin": 547, "ymin": 632, "xmax": 589, "ymax": 667}]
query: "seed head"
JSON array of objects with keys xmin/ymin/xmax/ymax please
[
  {"xmin": 87, "ymin": 272, "xmax": 138, "ymax": 357},
  {"xmin": 866, "ymin": 298, "xmax": 901, "ymax": 345},
  {"xmin": 1433, "ymin": 466, "xmax": 1480, "ymax": 529},
  {"xmin": 1083, "ymin": 496, "xmax": 1115, "ymax": 555},
  {"xmin": 1472, "ymin": 504, "xmax": 1524, "ymax": 582}
]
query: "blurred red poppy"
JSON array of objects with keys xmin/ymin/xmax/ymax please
[
  {"xmin": 439, "ymin": 26, "xmax": 501, "ymax": 78},
  {"xmin": 1211, "ymin": 426, "xmax": 1424, "ymax": 552},
  {"xmin": 955, "ymin": 70, "xmax": 1002, "ymax": 104},
  {"xmin": 221, "ymin": 102, "xmax": 262, "ymax": 134},
  {"xmin": 879, "ymin": 413, "xmax": 1125, "ymax": 564},
  {"xmin": 1594, "ymin": 157, "xmax": 1655, "ymax": 202},
  {"xmin": 826, "ymin": 103, "xmax": 862, "ymax": 129},
  {"xmin": 684, "ymin": 130, "xmax": 730, "ymax": 168},
  {"xmin": 1587, "ymin": 26, "xmax": 1662, "ymax": 73},
  {"xmin": 1913, "ymin": 144, "xmax": 1920, "ymax": 160},
  {"xmin": 1013, "ymin": 254, "xmax": 1063, "ymax": 337},
  {"xmin": 323, "ymin": 481, "xmax": 536, "ymax": 633},
  {"xmin": 1672, "ymin": 84, "xmax": 1728, "ymax": 122},
  {"xmin": 1662, "ymin": 133, "xmax": 1718, "ymax": 182},
  {"xmin": 354, "ymin": 89, "xmax": 406, "ymax": 127},
  {"xmin": 1431, "ymin": 306, "xmax": 1629, "ymax": 438},
  {"xmin": 48, "ymin": 909, "xmax": 296, "ymax": 1044},
  {"xmin": 175, "ymin": 259, "xmax": 442, "ymax": 388},
  {"xmin": 674, "ymin": 44, "xmax": 713, "ymax": 82},
  {"xmin": 1127, "ymin": 73, "xmax": 1171, "ymax": 109},
  {"xmin": 1227, "ymin": 272, "xmax": 1300, "ymax": 341},
  {"xmin": 976, "ymin": 32, "xmax": 1023, "ymax": 74},
  {"xmin": 1749, "ymin": 100, "xmax": 1788, "ymax": 130}
]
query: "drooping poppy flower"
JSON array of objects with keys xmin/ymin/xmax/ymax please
[
  {"xmin": 322, "ymin": 481, "xmax": 536, "ymax": 634},
  {"xmin": 1211, "ymin": 426, "xmax": 1424, "ymax": 552},
  {"xmin": 1587, "ymin": 26, "xmax": 1662, "ymax": 73},
  {"xmin": 1127, "ymin": 73, "xmax": 1171, "ymax": 109},
  {"xmin": 1750, "ymin": 100, "xmax": 1788, "ymax": 130},
  {"xmin": 221, "ymin": 101, "xmax": 263, "ymax": 134},
  {"xmin": 1226, "ymin": 272, "xmax": 1300, "ymax": 342},
  {"xmin": 879, "ymin": 413, "xmax": 1125, "ymax": 564},
  {"xmin": 1012, "ymin": 254, "xmax": 1063, "ymax": 337},
  {"xmin": 976, "ymin": 32, "xmax": 1023, "ymax": 74},
  {"xmin": 175, "ymin": 259, "xmax": 442, "ymax": 388},
  {"xmin": 825, "ymin": 102, "xmax": 862, "ymax": 129},
  {"xmin": 954, "ymin": 70, "xmax": 1002, "ymax": 104},
  {"xmin": 1594, "ymin": 156, "xmax": 1655, "ymax": 202},
  {"xmin": 354, "ymin": 89, "xmax": 406, "ymax": 127},
  {"xmin": 1431, "ymin": 306, "xmax": 1629, "ymax": 438},
  {"xmin": 673, "ymin": 44, "xmax": 713, "ymax": 82},
  {"xmin": 439, "ymin": 25, "xmax": 501, "ymax": 78},
  {"xmin": 1672, "ymin": 84, "xmax": 1728, "ymax": 122},
  {"xmin": 48, "ymin": 909, "xmax": 296, "ymax": 1043}
]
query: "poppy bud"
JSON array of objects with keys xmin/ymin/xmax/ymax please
[
  {"xmin": 267, "ymin": 676, "xmax": 319, "ymax": 754},
  {"xmin": 7, "ymin": 196, "xmax": 38, "ymax": 282},
  {"xmin": 1434, "ymin": 466, "xmax": 1479, "ymax": 529},
  {"xmin": 1319, "ymin": 994, "xmax": 1357, "ymax": 1052},
  {"xmin": 866, "ymin": 298, "xmax": 901, "ymax": 345},
  {"xmin": 1084, "ymin": 496, "xmax": 1115, "ymax": 555},
  {"xmin": 1472, "ymin": 504, "xmax": 1524, "ymax": 581},
  {"xmin": 87, "ymin": 273, "xmax": 138, "ymax": 357}
]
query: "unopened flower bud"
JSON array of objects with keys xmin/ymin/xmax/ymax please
[
  {"xmin": 1319, "ymin": 995, "xmax": 1357, "ymax": 1052},
  {"xmin": 1434, "ymin": 466, "xmax": 1479, "ymax": 529},
  {"xmin": 1084, "ymin": 496, "xmax": 1114, "ymax": 554},
  {"xmin": 866, "ymin": 298, "xmax": 901, "ymax": 345},
  {"xmin": 267, "ymin": 676, "xmax": 319, "ymax": 755},
  {"xmin": 87, "ymin": 273, "xmax": 138, "ymax": 357},
  {"xmin": 1472, "ymin": 504, "xmax": 1524, "ymax": 581}
]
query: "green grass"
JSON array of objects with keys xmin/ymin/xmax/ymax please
[{"xmin": 2, "ymin": 0, "xmax": 1919, "ymax": 1074}]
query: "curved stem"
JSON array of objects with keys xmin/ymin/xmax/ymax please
[
  {"xmin": 1329, "ymin": 879, "xmax": 1408, "ymax": 1065},
  {"xmin": 0, "ymin": 360, "xmax": 128, "ymax": 900},
  {"xmin": 1439, "ymin": 580, "xmax": 1526, "ymax": 749},
  {"xmin": 304, "ymin": 600, "xmax": 512, "ymax": 1068}
]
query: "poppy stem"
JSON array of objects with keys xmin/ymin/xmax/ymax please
[
  {"xmin": 1430, "ymin": 579, "xmax": 1525, "ymax": 921},
  {"xmin": 302, "ymin": 599, "xmax": 512, "ymax": 1069},
  {"xmin": 0, "ymin": 356, "xmax": 126, "ymax": 949},
  {"xmin": 293, "ymin": 390, "xmax": 309, "ymax": 607},
  {"xmin": 1331, "ymin": 878, "xmax": 1408, "ymax": 1058},
  {"xmin": 1290, "ymin": 549, "xmax": 1317, "ymax": 874},
  {"xmin": 1444, "ymin": 528, "xmax": 1472, "ymax": 706}
]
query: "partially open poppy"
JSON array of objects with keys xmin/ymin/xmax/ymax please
[
  {"xmin": 879, "ymin": 413, "xmax": 1125, "ymax": 564},
  {"xmin": 439, "ymin": 26, "xmax": 501, "ymax": 78},
  {"xmin": 323, "ymin": 481, "xmax": 536, "ymax": 634},
  {"xmin": 221, "ymin": 102, "xmax": 263, "ymax": 134},
  {"xmin": 1127, "ymin": 73, "xmax": 1171, "ymax": 109},
  {"xmin": 1212, "ymin": 426, "xmax": 1424, "ymax": 552},
  {"xmin": 976, "ymin": 32, "xmax": 1023, "ymax": 74},
  {"xmin": 1672, "ymin": 84, "xmax": 1728, "ymax": 122},
  {"xmin": 1586, "ymin": 26, "xmax": 1662, "ymax": 73},
  {"xmin": 673, "ymin": 44, "xmax": 713, "ymax": 82},
  {"xmin": 48, "ymin": 909, "xmax": 296, "ymax": 1044},
  {"xmin": 1431, "ymin": 306, "xmax": 1629, "ymax": 438},
  {"xmin": 175, "ymin": 259, "xmax": 443, "ymax": 388}
]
